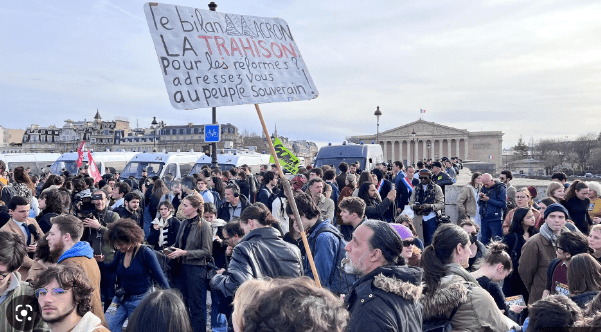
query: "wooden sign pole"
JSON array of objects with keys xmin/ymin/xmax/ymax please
[{"xmin": 254, "ymin": 103, "xmax": 321, "ymax": 287}]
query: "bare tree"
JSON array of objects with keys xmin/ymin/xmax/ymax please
[{"xmin": 572, "ymin": 133, "xmax": 598, "ymax": 170}]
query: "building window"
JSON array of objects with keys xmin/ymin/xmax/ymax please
[{"xmin": 186, "ymin": 128, "xmax": 191, "ymax": 135}]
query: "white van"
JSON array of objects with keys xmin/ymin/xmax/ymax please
[
  {"xmin": 0, "ymin": 153, "xmax": 61, "ymax": 175},
  {"xmin": 189, "ymin": 151, "xmax": 271, "ymax": 175},
  {"xmin": 50, "ymin": 152, "xmax": 138, "ymax": 176},
  {"xmin": 120, "ymin": 152, "xmax": 205, "ymax": 180},
  {"xmin": 313, "ymin": 143, "xmax": 384, "ymax": 173}
]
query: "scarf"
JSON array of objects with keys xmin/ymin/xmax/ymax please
[
  {"xmin": 539, "ymin": 222, "xmax": 569, "ymax": 244},
  {"xmin": 152, "ymin": 213, "xmax": 173, "ymax": 247}
]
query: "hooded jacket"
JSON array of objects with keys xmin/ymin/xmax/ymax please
[
  {"xmin": 478, "ymin": 181, "xmax": 507, "ymax": 222},
  {"xmin": 421, "ymin": 263, "xmax": 517, "ymax": 332},
  {"xmin": 346, "ymin": 265, "xmax": 423, "ymax": 332}
]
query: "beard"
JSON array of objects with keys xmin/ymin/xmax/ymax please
[
  {"xmin": 49, "ymin": 241, "xmax": 65, "ymax": 261},
  {"xmin": 43, "ymin": 303, "xmax": 77, "ymax": 324},
  {"xmin": 343, "ymin": 252, "xmax": 365, "ymax": 276}
]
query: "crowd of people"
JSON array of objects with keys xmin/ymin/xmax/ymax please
[{"xmin": 1, "ymin": 158, "xmax": 601, "ymax": 331}]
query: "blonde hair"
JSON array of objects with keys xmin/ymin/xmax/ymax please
[
  {"xmin": 590, "ymin": 224, "xmax": 601, "ymax": 235},
  {"xmin": 546, "ymin": 182, "xmax": 564, "ymax": 199},
  {"xmin": 233, "ymin": 279, "xmax": 276, "ymax": 331}
]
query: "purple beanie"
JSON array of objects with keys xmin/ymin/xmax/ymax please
[{"xmin": 390, "ymin": 224, "xmax": 413, "ymax": 240}]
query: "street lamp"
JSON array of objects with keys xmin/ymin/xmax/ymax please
[
  {"xmin": 374, "ymin": 106, "xmax": 382, "ymax": 145},
  {"xmin": 151, "ymin": 116, "xmax": 158, "ymax": 152},
  {"xmin": 427, "ymin": 141, "xmax": 431, "ymax": 159},
  {"xmin": 411, "ymin": 129, "xmax": 416, "ymax": 166}
]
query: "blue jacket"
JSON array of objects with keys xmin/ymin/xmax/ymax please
[
  {"xmin": 305, "ymin": 219, "xmax": 355, "ymax": 294},
  {"xmin": 478, "ymin": 181, "xmax": 507, "ymax": 222}
]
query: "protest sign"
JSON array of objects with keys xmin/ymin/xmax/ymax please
[
  {"xmin": 143, "ymin": 3, "xmax": 319, "ymax": 109},
  {"xmin": 269, "ymin": 137, "xmax": 300, "ymax": 174}
]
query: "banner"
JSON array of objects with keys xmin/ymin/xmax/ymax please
[
  {"xmin": 269, "ymin": 137, "xmax": 300, "ymax": 174},
  {"xmin": 143, "ymin": 3, "xmax": 318, "ymax": 109},
  {"xmin": 87, "ymin": 150, "xmax": 101, "ymax": 183},
  {"xmin": 76, "ymin": 141, "xmax": 85, "ymax": 168}
]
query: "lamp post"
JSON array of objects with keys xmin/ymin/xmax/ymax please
[
  {"xmin": 374, "ymin": 106, "xmax": 382, "ymax": 145},
  {"xmin": 411, "ymin": 129, "xmax": 416, "ymax": 166},
  {"xmin": 427, "ymin": 141, "xmax": 431, "ymax": 159},
  {"xmin": 151, "ymin": 116, "xmax": 158, "ymax": 152}
]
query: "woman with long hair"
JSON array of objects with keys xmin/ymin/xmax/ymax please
[
  {"xmin": 36, "ymin": 189, "xmax": 64, "ymax": 233},
  {"xmin": 502, "ymin": 207, "xmax": 538, "ymax": 304},
  {"xmin": 149, "ymin": 178, "xmax": 169, "ymax": 220},
  {"xmin": 352, "ymin": 171, "xmax": 375, "ymax": 197},
  {"xmin": 39, "ymin": 174, "xmax": 64, "ymax": 193},
  {"xmin": 169, "ymin": 194, "xmax": 213, "ymax": 332},
  {"xmin": 10, "ymin": 166, "xmax": 35, "ymax": 202},
  {"xmin": 420, "ymin": 224, "xmax": 517, "ymax": 331},
  {"xmin": 568, "ymin": 253, "xmax": 601, "ymax": 308},
  {"xmin": 547, "ymin": 182, "xmax": 566, "ymax": 202},
  {"xmin": 357, "ymin": 182, "xmax": 395, "ymax": 221},
  {"xmin": 457, "ymin": 172, "xmax": 481, "ymax": 226},
  {"xmin": 502, "ymin": 188, "xmax": 542, "ymax": 235},
  {"xmin": 103, "ymin": 219, "xmax": 170, "ymax": 332},
  {"xmin": 210, "ymin": 176, "xmax": 225, "ymax": 208},
  {"xmin": 562, "ymin": 180, "xmax": 593, "ymax": 234}
]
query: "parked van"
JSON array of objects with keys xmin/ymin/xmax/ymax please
[
  {"xmin": 0, "ymin": 153, "xmax": 61, "ymax": 175},
  {"xmin": 313, "ymin": 143, "xmax": 383, "ymax": 173},
  {"xmin": 50, "ymin": 152, "xmax": 138, "ymax": 176},
  {"xmin": 189, "ymin": 150, "xmax": 271, "ymax": 175},
  {"xmin": 120, "ymin": 152, "xmax": 205, "ymax": 180}
]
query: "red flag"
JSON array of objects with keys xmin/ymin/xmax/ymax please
[
  {"xmin": 87, "ymin": 150, "xmax": 101, "ymax": 183},
  {"xmin": 76, "ymin": 141, "xmax": 86, "ymax": 168}
]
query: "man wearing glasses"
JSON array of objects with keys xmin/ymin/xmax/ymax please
[
  {"xmin": 409, "ymin": 169, "xmax": 444, "ymax": 246},
  {"xmin": 0, "ymin": 232, "xmax": 48, "ymax": 331},
  {"xmin": 33, "ymin": 264, "xmax": 108, "ymax": 332}
]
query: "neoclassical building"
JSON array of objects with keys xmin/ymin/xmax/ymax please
[{"xmin": 349, "ymin": 120, "xmax": 503, "ymax": 170}]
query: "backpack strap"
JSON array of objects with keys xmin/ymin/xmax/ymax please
[{"xmin": 311, "ymin": 225, "xmax": 345, "ymax": 285}]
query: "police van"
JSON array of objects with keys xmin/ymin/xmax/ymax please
[
  {"xmin": 0, "ymin": 153, "xmax": 61, "ymax": 175},
  {"xmin": 189, "ymin": 150, "xmax": 271, "ymax": 175},
  {"xmin": 313, "ymin": 142, "xmax": 384, "ymax": 173},
  {"xmin": 120, "ymin": 152, "xmax": 205, "ymax": 180},
  {"xmin": 50, "ymin": 152, "xmax": 138, "ymax": 176}
]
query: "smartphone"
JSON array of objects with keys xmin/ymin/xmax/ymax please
[{"xmin": 162, "ymin": 247, "xmax": 175, "ymax": 255}]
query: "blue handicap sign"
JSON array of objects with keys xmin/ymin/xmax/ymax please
[{"xmin": 204, "ymin": 125, "xmax": 221, "ymax": 142}]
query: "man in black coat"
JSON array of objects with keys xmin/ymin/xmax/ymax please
[{"xmin": 344, "ymin": 220, "xmax": 423, "ymax": 332}]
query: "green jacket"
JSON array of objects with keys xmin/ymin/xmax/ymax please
[{"xmin": 0, "ymin": 272, "xmax": 49, "ymax": 332}]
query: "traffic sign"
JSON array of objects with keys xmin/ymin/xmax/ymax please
[{"xmin": 204, "ymin": 125, "xmax": 221, "ymax": 143}]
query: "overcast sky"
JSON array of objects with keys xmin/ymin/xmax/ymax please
[{"xmin": 1, "ymin": 0, "xmax": 599, "ymax": 149}]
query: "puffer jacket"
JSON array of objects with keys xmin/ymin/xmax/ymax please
[
  {"xmin": 478, "ymin": 181, "xmax": 507, "ymax": 222},
  {"xmin": 346, "ymin": 265, "xmax": 423, "ymax": 332},
  {"xmin": 421, "ymin": 263, "xmax": 518, "ymax": 332},
  {"xmin": 210, "ymin": 226, "xmax": 302, "ymax": 298}
]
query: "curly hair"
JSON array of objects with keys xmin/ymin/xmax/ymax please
[
  {"xmin": 104, "ymin": 219, "xmax": 145, "ymax": 248},
  {"xmin": 33, "ymin": 264, "xmax": 94, "ymax": 317},
  {"xmin": 40, "ymin": 189, "xmax": 64, "ymax": 214},
  {"xmin": 242, "ymin": 277, "xmax": 349, "ymax": 332}
]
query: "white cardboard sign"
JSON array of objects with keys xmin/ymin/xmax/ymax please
[{"xmin": 143, "ymin": 3, "xmax": 319, "ymax": 109}]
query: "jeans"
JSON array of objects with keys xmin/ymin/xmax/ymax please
[
  {"xmin": 481, "ymin": 220, "xmax": 503, "ymax": 245},
  {"xmin": 105, "ymin": 291, "xmax": 150, "ymax": 332},
  {"xmin": 143, "ymin": 205, "xmax": 153, "ymax": 239},
  {"xmin": 176, "ymin": 264, "xmax": 209, "ymax": 332},
  {"xmin": 210, "ymin": 291, "xmax": 228, "ymax": 332},
  {"xmin": 423, "ymin": 216, "xmax": 438, "ymax": 246}
]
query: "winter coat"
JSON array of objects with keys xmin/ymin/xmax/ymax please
[
  {"xmin": 395, "ymin": 171, "xmax": 413, "ymax": 211},
  {"xmin": 571, "ymin": 291, "xmax": 599, "ymax": 308},
  {"xmin": 210, "ymin": 226, "xmax": 302, "ymax": 298},
  {"xmin": 457, "ymin": 184, "xmax": 478, "ymax": 220},
  {"xmin": 518, "ymin": 232, "xmax": 561, "ymax": 304},
  {"xmin": 478, "ymin": 181, "xmax": 507, "ymax": 222},
  {"xmin": 562, "ymin": 196, "xmax": 593, "ymax": 234},
  {"xmin": 174, "ymin": 215, "xmax": 213, "ymax": 266},
  {"xmin": 408, "ymin": 183, "xmax": 444, "ymax": 241},
  {"xmin": 346, "ymin": 265, "xmax": 423, "ymax": 332},
  {"xmin": 217, "ymin": 194, "xmax": 251, "ymax": 221},
  {"xmin": 363, "ymin": 197, "xmax": 393, "ymax": 221},
  {"xmin": 316, "ymin": 195, "xmax": 335, "ymax": 222},
  {"xmin": 421, "ymin": 263, "xmax": 518, "ymax": 332}
]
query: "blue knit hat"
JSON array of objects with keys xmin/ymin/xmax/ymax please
[{"xmin": 544, "ymin": 203, "xmax": 570, "ymax": 220}]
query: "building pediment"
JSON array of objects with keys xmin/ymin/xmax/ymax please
[{"xmin": 380, "ymin": 120, "xmax": 468, "ymax": 138}]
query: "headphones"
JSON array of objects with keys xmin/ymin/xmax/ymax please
[{"xmin": 230, "ymin": 183, "xmax": 240, "ymax": 197}]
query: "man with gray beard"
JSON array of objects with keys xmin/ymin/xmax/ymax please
[{"xmin": 343, "ymin": 220, "xmax": 423, "ymax": 332}]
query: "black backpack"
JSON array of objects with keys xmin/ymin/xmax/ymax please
[{"xmin": 310, "ymin": 225, "xmax": 358, "ymax": 295}]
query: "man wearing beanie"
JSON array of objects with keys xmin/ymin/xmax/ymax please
[{"xmin": 519, "ymin": 203, "xmax": 573, "ymax": 304}]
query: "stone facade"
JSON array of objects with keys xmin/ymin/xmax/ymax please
[{"xmin": 349, "ymin": 119, "xmax": 503, "ymax": 170}]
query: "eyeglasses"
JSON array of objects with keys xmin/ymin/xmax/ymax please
[
  {"xmin": 35, "ymin": 288, "xmax": 67, "ymax": 298},
  {"xmin": 402, "ymin": 239, "xmax": 415, "ymax": 247},
  {"xmin": 0, "ymin": 272, "xmax": 10, "ymax": 281}
]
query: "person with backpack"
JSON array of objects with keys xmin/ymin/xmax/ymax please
[
  {"xmin": 286, "ymin": 192, "xmax": 357, "ymax": 296},
  {"xmin": 256, "ymin": 170, "xmax": 278, "ymax": 207},
  {"xmin": 100, "ymin": 219, "xmax": 170, "ymax": 332},
  {"xmin": 344, "ymin": 220, "xmax": 423, "ymax": 332},
  {"xmin": 420, "ymin": 224, "xmax": 518, "ymax": 332}
]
